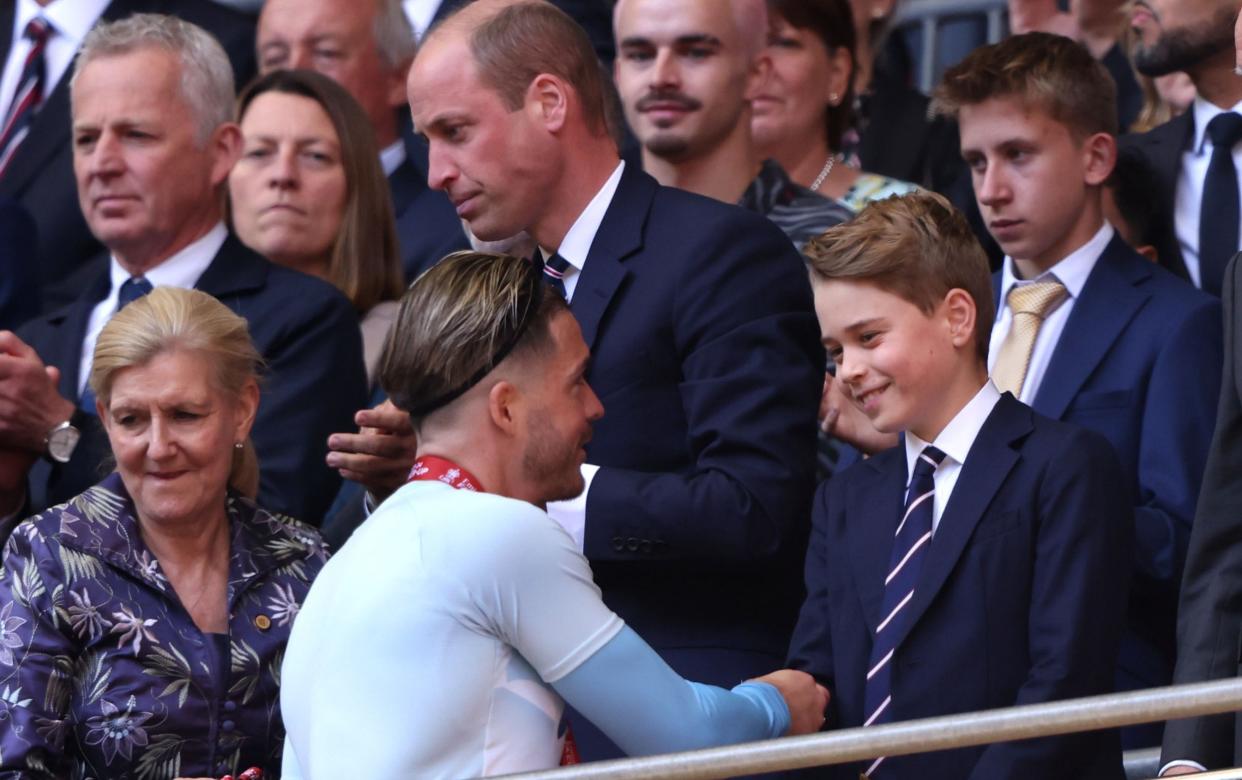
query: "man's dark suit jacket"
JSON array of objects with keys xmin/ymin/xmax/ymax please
[
  {"xmin": 563, "ymin": 165, "xmax": 822, "ymax": 755},
  {"xmin": 994, "ymin": 236, "xmax": 1221, "ymax": 704},
  {"xmin": 0, "ymin": 198, "xmax": 38, "ymax": 330},
  {"xmin": 788, "ymin": 393, "xmax": 1132, "ymax": 779},
  {"xmin": 1120, "ymin": 110, "xmax": 1194, "ymax": 283},
  {"xmin": 1162, "ymin": 252, "xmax": 1242, "ymax": 770},
  {"xmin": 392, "ymin": 124, "xmax": 469, "ymax": 282},
  {"xmin": 17, "ymin": 235, "xmax": 368, "ymax": 526},
  {"xmin": 0, "ymin": 0, "xmax": 257, "ymax": 314}
]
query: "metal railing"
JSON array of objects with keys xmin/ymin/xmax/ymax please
[
  {"xmin": 893, "ymin": 0, "xmax": 1009, "ymax": 93},
  {"xmin": 499, "ymin": 678, "xmax": 1242, "ymax": 780}
]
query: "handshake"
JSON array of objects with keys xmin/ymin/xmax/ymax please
[{"xmin": 755, "ymin": 669, "xmax": 831, "ymax": 735}]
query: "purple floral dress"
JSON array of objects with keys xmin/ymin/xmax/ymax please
[{"xmin": 0, "ymin": 472, "xmax": 328, "ymax": 779}]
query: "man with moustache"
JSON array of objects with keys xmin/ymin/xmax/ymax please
[
  {"xmin": 1159, "ymin": 9, "xmax": 1242, "ymax": 775},
  {"xmin": 612, "ymin": 0, "xmax": 851, "ymax": 249},
  {"xmin": 1125, "ymin": 0, "xmax": 1242, "ymax": 294}
]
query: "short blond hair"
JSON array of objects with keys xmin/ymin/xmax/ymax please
[{"xmin": 804, "ymin": 191, "xmax": 995, "ymax": 363}]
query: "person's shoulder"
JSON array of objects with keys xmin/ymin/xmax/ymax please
[
  {"xmin": 1099, "ymin": 238, "xmax": 1218, "ymax": 316},
  {"xmin": 237, "ymin": 495, "xmax": 329, "ymax": 562},
  {"xmin": 816, "ymin": 446, "xmax": 904, "ymax": 516},
  {"xmin": 1119, "ymin": 109, "xmax": 1194, "ymax": 152},
  {"xmin": 1015, "ymin": 402, "xmax": 1120, "ymax": 473}
]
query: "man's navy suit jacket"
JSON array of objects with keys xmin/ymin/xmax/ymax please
[
  {"xmin": 17, "ymin": 236, "xmax": 368, "ymax": 526},
  {"xmin": 0, "ymin": 0, "xmax": 258, "ymax": 313},
  {"xmin": 572, "ymin": 165, "xmax": 824, "ymax": 675},
  {"xmin": 1120, "ymin": 111, "xmax": 1195, "ymax": 283},
  {"xmin": 788, "ymin": 393, "xmax": 1132, "ymax": 779},
  {"xmin": 994, "ymin": 236, "xmax": 1221, "ymax": 693}
]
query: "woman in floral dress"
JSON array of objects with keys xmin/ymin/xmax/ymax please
[{"xmin": 0, "ymin": 288, "xmax": 327, "ymax": 779}]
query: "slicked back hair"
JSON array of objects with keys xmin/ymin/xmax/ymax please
[
  {"xmin": 932, "ymin": 31, "xmax": 1118, "ymax": 140},
  {"xmin": 804, "ymin": 191, "xmax": 995, "ymax": 362}
]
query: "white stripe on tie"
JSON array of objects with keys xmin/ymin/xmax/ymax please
[
  {"xmin": 867, "ymin": 648, "xmax": 894, "ymax": 680},
  {"xmin": 863, "ymin": 696, "xmax": 891, "ymax": 727},
  {"xmin": 875, "ymin": 590, "xmax": 913, "ymax": 634},
  {"xmin": 865, "ymin": 755, "xmax": 886, "ymax": 776},
  {"xmin": 885, "ymin": 531, "xmax": 931, "ymax": 586},
  {"xmin": 893, "ymin": 490, "xmax": 933, "ymax": 538}
]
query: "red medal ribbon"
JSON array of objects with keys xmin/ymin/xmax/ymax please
[{"xmin": 406, "ymin": 455, "xmax": 485, "ymax": 492}]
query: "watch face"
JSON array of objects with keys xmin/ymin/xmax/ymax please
[{"xmin": 48, "ymin": 425, "xmax": 81, "ymax": 464}]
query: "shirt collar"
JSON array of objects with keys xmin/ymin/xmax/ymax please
[
  {"xmin": 999, "ymin": 222, "xmax": 1113, "ymax": 303},
  {"xmin": 108, "ymin": 222, "xmax": 227, "ymax": 293},
  {"xmin": 379, "ymin": 138, "xmax": 406, "ymax": 178},
  {"xmin": 540, "ymin": 160, "xmax": 625, "ymax": 274},
  {"xmin": 1190, "ymin": 95, "xmax": 1242, "ymax": 155},
  {"xmin": 904, "ymin": 380, "xmax": 1002, "ymax": 483},
  {"xmin": 19, "ymin": 0, "xmax": 111, "ymax": 47}
]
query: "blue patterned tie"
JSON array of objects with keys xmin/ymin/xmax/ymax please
[
  {"xmin": 1200, "ymin": 112, "xmax": 1242, "ymax": 297},
  {"xmin": 542, "ymin": 252, "xmax": 571, "ymax": 299},
  {"xmin": 80, "ymin": 278, "xmax": 154, "ymax": 414},
  {"xmin": 0, "ymin": 17, "xmax": 52, "ymax": 178},
  {"xmin": 862, "ymin": 444, "xmax": 946, "ymax": 778}
]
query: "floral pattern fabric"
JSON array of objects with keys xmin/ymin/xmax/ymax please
[{"xmin": 0, "ymin": 472, "xmax": 327, "ymax": 779}]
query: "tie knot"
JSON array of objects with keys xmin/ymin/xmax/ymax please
[
  {"xmin": 1006, "ymin": 280, "xmax": 1066, "ymax": 318},
  {"xmin": 24, "ymin": 17, "xmax": 51, "ymax": 44},
  {"xmin": 1207, "ymin": 112, "xmax": 1242, "ymax": 150},
  {"xmin": 544, "ymin": 252, "xmax": 570, "ymax": 274},
  {"xmin": 118, "ymin": 277, "xmax": 153, "ymax": 309},
  {"xmin": 913, "ymin": 445, "xmax": 946, "ymax": 477}
]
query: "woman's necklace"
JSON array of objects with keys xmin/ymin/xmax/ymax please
[{"xmin": 809, "ymin": 154, "xmax": 836, "ymax": 193}]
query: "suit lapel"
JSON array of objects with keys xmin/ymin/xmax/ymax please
[
  {"xmin": 570, "ymin": 165, "xmax": 645, "ymax": 350},
  {"xmin": 846, "ymin": 447, "xmax": 910, "ymax": 634},
  {"xmin": 41, "ymin": 267, "xmax": 110, "ymax": 401},
  {"xmin": 1031, "ymin": 237, "xmax": 1150, "ymax": 420},
  {"xmin": 885, "ymin": 395, "xmax": 1030, "ymax": 651},
  {"xmin": 194, "ymin": 234, "xmax": 269, "ymax": 300}
]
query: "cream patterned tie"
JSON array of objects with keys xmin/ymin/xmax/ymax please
[{"xmin": 991, "ymin": 280, "xmax": 1067, "ymax": 397}]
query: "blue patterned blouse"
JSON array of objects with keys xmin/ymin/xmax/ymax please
[{"xmin": 0, "ymin": 472, "xmax": 327, "ymax": 779}]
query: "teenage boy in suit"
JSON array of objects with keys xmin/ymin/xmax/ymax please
[
  {"xmin": 933, "ymin": 34, "xmax": 1222, "ymax": 741},
  {"xmin": 788, "ymin": 191, "xmax": 1133, "ymax": 779}
]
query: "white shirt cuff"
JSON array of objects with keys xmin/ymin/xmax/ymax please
[
  {"xmin": 546, "ymin": 463, "xmax": 598, "ymax": 551},
  {"xmin": 1160, "ymin": 759, "xmax": 1208, "ymax": 774}
]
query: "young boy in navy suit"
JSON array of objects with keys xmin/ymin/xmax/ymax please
[
  {"xmin": 934, "ymin": 33, "xmax": 1222, "ymax": 739},
  {"xmin": 788, "ymin": 191, "xmax": 1133, "ymax": 779}
]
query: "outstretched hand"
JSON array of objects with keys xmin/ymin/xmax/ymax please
[{"xmin": 753, "ymin": 669, "xmax": 830, "ymax": 736}]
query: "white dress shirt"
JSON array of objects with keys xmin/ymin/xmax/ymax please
[
  {"xmin": 0, "ymin": 0, "xmax": 109, "ymax": 122},
  {"xmin": 542, "ymin": 160, "xmax": 626, "ymax": 549},
  {"xmin": 403, "ymin": 0, "xmax": 443, "ymax": 41},
  {"xmin": 379, "ymin": 138, "xmax": 405, "ymax": 178},
  {"xmin": 903, "ymin": 381, "xmax": 1002, "ymax": 533},
  {"xmin": 1174, "ymin": 96, "xmax": 1242, "ymax": 288},
  {"xmin": 988, "ymin": 223, "xmax": 1114, "ymax": 403},
  {"xmin": 78, "ymin": 223, "xmax": 227, "ymax": 397}
]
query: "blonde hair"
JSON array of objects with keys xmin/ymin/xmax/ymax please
[
  {"xmin": 90, "ymin": 287, "xmax": 265, "ymax": 496},
  {"xmin": 804, "ymin": 191, "xmax": 995, "ymax": 362}
]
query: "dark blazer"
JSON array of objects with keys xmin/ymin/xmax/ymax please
[
  {"xmin": 1161, "ymin": 252, "xmax": 1242, "ymax": 770},
  {"xmin": 576, "ymin": 165, "xmax": 823, "ymax": 670},
  {"xmin": 995, "ymin": 236, "xmax": 1222, "ymax": 696},
  {"xmin": 1120, "ymin": 110, "xmax": 1195, "ymax": 283},
  {"xmin": 0, "ymin": 0, "xmax": 257, "ymax": 313},
  {"xmin": 788, "ymin": 393, "xmax": 1132, "ymax": 779},
  {"xmin": 17, "ymin": 235, "xmax": 368, "ymax": 526},
  {"xmin": 392, "ymin": 124, "xmax": 470, "ymax": 282},
  {"xmin": 0, "ymin": 198, "xmax": 38, "ymax": 330}
]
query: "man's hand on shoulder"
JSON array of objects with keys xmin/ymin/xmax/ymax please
[
  {"xmin": 821, "ymin": 372, "xmax": 898, "ymax": 455},
  {"xmin": 326, "ymin": 399, "xmax": 418, "ymax": 503},
  {"xmin": 0, "ymin": 331, "xmax": 74, "ymax": 454},
  {"xmin": 753, "ymin": 669, "xmax": 829, "ymax": 736}
]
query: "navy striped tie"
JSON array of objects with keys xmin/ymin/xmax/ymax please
[
  {"xmin": 0, "ymin": 17, "xmax": 52, "ymax": 178},
  {"xmin": 862, "ymin": 444, "xmax": 946, "ymax": 777},
  {"xmin": 80, "ymin": 278, "xmax": 154, "ymax": 415},
  {"xmin": 542, "ymin": 252, "xmax": 571, "ymax": 299}
]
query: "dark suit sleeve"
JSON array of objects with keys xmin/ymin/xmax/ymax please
[
  {"xmin": 1135, "ymin": 295, "xmax": 1222, "ymax": 583},
  {"xmin": 583, "ymin": 223, "xmax": 823, "ymax": 566},
  {"xmin": 1162, "ymin": 255, "xmax": 1242, "ymax": 770},
  {"xmin": 968, "ymin": 429, "xmax": 1133, "ymax": 778},
  {"xmin": 787, "ymin": 480, "xmax": 840, "ymax": 728},
  {"xmin": 250, "ymin": 287, "xmax": 368, "ymax": 527}
]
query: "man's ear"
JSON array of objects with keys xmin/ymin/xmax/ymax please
[
  {"xmin": 487, "ymin": 380, "xmax": 523, "ymax": 436},
  {"xmin": 1082, "ymin": 131, "xmax": 1117, "ymax": 187},
  {"xmin": 943, "ymin": 288, "xmax": 978, "ymax": 351},
  {"xmin": 526, "ymin": 73, "xmax": 569, "ymax": 133},
  {"xmin": 209, "ymin": 122, "xmax": 243, "ymax": 187}
]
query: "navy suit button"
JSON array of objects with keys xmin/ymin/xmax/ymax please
[
  {"xmin": 223, "ymin": 700, "xmax": 237, "ymax": 712},
  {"xmin": 640, "ymin": 539, "xmax": 652, "ymax": 553},
  {"xmin": 611, "ymin": 536, "xmax": 624, "ymax": 551},
  {"xmin": 626, "ymin": 536, "xmax": 639, "ymax": 551},
  {"xmin": 222, "ymin": 719, "xmax": 235, "ymax": 732}
]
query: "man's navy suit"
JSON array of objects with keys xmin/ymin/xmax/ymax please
[
  {"xmin": 0, "ymin": 0, "xmax": 257, "ymax": 313},
  {"xmin": 17, "ymin": 236, "xmax": 368, "ymax": 526},
  {"xmin": 994, "ymin": 236, "xmax": 1221, "ymax": 708},
  {"xmin": 788, "ymin": 393, "xmax": 1132, "ymax": 779},
  {"xmin": 567, "ymin": 165, "xmax": 823, "ymax": 756},
  {"xmin": 1120, "ymin": 111, "xmax": 1195, "ymax": 283}
]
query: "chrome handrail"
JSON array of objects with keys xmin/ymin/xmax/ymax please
[{"xmin": 499, "ymin": 679, "xmax": 1242, "ymax": 780}]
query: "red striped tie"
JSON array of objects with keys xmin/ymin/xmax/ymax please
[{"xmin": 0, "ymin": 17, "xmax": 53, "ymax": 178}]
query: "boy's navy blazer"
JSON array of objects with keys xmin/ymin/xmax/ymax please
[
  {"xmin": 994, "ymin": 235, "xmax": 1222, "ymax": 690},
  {"xmin": 16, "ymin": 235, "xmax": 368, "ymax": 527},
  {"xmin": 789, "ymin": 393, "xmax": 1132, "ymax": 779},
  {"xmin": 569, "ymin": 164, "xmax": 824, "ymax": 676}
]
